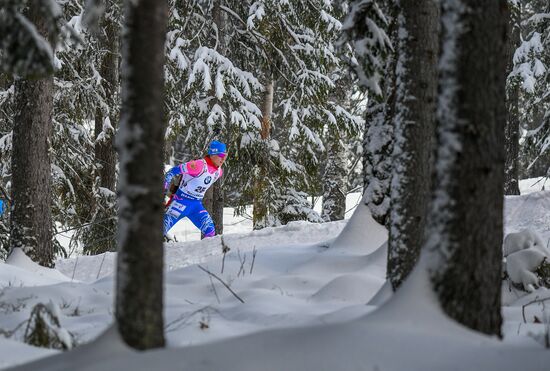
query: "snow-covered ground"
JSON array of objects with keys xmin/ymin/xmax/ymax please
[{"xmin": 0, "ymin": 178, "xmax": 549, "ymax": 370}]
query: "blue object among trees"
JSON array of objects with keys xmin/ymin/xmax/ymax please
[{"xmin": 0, "ymin": 199, "xmax": 4, "ymax": 216}]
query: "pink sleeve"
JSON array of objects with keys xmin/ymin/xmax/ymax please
[{"xmin": 185, "ymin": 159, "xmax": 205, "ymax": 177}]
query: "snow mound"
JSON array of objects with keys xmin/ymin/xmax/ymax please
[
  {"xmin": 0, "ymin": 337, "xmax": 57, "ymax": 370},
  {"xmin": 331, "ymin": 193, "xmax": 388, "ymax": 253},
  {"xmin": 507, "ymin": 249, "xmax": 548, "ymax": 292},
  {"xmin": 310, "ymin": 274, "xmax": 380, "ymax": 302},
  {"xmin": 504, "ymin": 229, "xmax": 550, "ymax": 292},
  {"xmin": 2, "ymin": 249, "xmax": 72, "ymax": 286},
  {"xmin": 504, "ymin": 190, "xmax": 550, "ymax": 246},
  {"xmin": 504, "ymin": 228, "xmax": 547, "ymax": 257}
]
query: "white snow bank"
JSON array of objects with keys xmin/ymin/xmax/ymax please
[
  {"xmin": 504, "ymin": 190, "xmax": 550, "ymax": 249},
  {"xmin": 3, "ymin": 189, "xmax": 550, "ymax": 371},
  {"xmin": 2, "ymin": 249, "xmax": 72, "ymax": 286},
  {"xmin": 12, "ymin": 260, "xmax": 550, "ymax": 371},
  {"xmin": 0, "ymin": 337, "xmax": 56, "ymax": 370},
  {"xmin": 504, "ymin": 228, "xmax": 547, "ymax": 257},
  {"xmin": 519, "ymin": 177, "xmax": 548, "ymax": 194},
  {"xmin": 503, "ymin": 193, "xmax": 550, "ymax": 292},
  {"xmin": 504, "ymin": 229, "xmax": 550, "ymax": 291},
  {"xmin": 507, "ymin": 248, "xmax": 548, "ymax": 292},
  {"xmin": 331, "ymin": 192, "xmax": 387, "ymax": 253}
]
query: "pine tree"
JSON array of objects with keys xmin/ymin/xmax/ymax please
[
  {"xmin": 166, "ymin": 0, "xmax": 360, "ymax": 229},
  {"xmin": 115, "ymin": 0, "xmax": 167, "ymax": 349},
  {"xmin": 45, "ymin": 0, "xmax": 123, "ymax": 255},
  {"xmin": 513, "ymin": 0, "xmax": 550, "ymax": 179}
]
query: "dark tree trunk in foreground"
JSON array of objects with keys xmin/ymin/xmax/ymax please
[
  {"xmin": 9, "ymin": 2, "xmax": 54, "ymax": 267},
  {"xmin": 387, "ymin": 0, "xmax": 439, "ymax": 290},
  {"xmin": 504, "ymin": 3, "xmax": 521, "ymax": 196},
  {"xmin": 425, "ymin": 0, "xmax": 507, "ymax": 336},
  {"xmin": 115, "ymin": 0, "xmax": 167, "ymax": 350}
]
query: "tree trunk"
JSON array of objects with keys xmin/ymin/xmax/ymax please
[
  {"xmin": 425, "ymin": 0, "xmax": 507, "ymax": 336},
  {"xmin": 115, "ymin": 0, "xmax": 167, "ymax": 350},
  {"xmin": 211, "ymin": 179, "xmax": 224, "ymax": 235},
  {"xmin": 260, "ymin": 80, "xmax": 274, "ymax": 140},
  {"xmin": 322, "ymin": 133, "xmax": 346, "ymax": 221},
  {"xmin": 387, "ymin": 0, "xmax": 439, "ymax": 290},
  {"xmin": 253, "ymin": 79, "xmax": 274, "ymax": 229},
  {"xmin": 87, "ymin": 8, "xmax": 120, "ymax": 254},
  {"xmin": 504, "ymin": 2, "xmax": 521, "ymax": 195},
  {"xmin": 209, "ymin": 0, "xmax": 225, "ymax": 235},
  {"xmin": 202, "ymin": 182, "xmax": 223, "ymax": 237},
  {"xmin": 95, "ymin": 16, "xmax": 118, "ymax": 193},
  {"xmin": 9, "ymin": 2, "xmax": 54, "ymax": 267}
]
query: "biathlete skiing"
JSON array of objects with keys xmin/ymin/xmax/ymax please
[{"xmin": 163, "ymin": 140, "xmax": 227, "ymax": 238}]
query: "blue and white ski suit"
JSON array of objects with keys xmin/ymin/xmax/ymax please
[{"xmin": 163, "ymin": 157, "xmax": 223, "ymax": 237}]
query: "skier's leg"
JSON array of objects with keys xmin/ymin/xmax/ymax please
[
  {"xmin": 187, "ymin": 204, "xmax": 216, "ymax": 237},
  {"xmin": 163, "ymin": 199, "xmax": 191, "ymax": 236}
]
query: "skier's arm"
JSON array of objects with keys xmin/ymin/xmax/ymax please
[{"xmin": 164, "ymin": 164, "xmax": 185, "ymax": 193}]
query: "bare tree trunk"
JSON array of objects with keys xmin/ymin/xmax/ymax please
[
  {"xmin": 95, "ymin": 17, "xmax": 118, "ymax": 192},
  {"xmin": 322, "ymin": 133, "xmax": 346, "ymax": 221},
  {"xmin": 387, "ymin": 0, "xmax": 439, "ymax": 290},
  {"xmin": 9, "ymin": 2, "xmax": 54, "ymax": 267},
  {"xmin": 260, "ymin": 80, "xmax": 274, "ymax": 141},
  {"xmin": 209, "ymin": 0, "xmax": 225, "ymax": 235},
  {"xmin": 425, "ymin": 0, "xmax": 507, "ymax": 336},
  {"xmin": 253, "ymin": 79, "xmax": 274, "ymax": 229},
  {"xmin": 211, "ymin": 179, "xmax": 224, "ymax": 234},
  {"xmin": 504, "ymin": 3, "xmax": 521, "ymax": 195},
  {"xmin": 115, "ymin": 0, "xmax": 167, "ymax": 350},
  {"xmin": 87, "ymin": 7, "xmax": 120, "ymax": 254}
]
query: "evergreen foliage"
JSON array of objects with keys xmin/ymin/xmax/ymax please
[
  {"xmin": 513, "ymin": 0, "xmax": 550, "ymax": 179},
  {"xmin": 166, "ymin": 0, "xmax": 362, "ymax": 228},
  {"xmin": 0, "ymin": 0, "xmax": 65, "ymax": 77},
  {"xmin": 24, "ymin": 302, "xmax": 76, "ymax": 350},
  {"xmin": 342, "ymin": 0, "xmax": 394, "ymax": 226}
]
